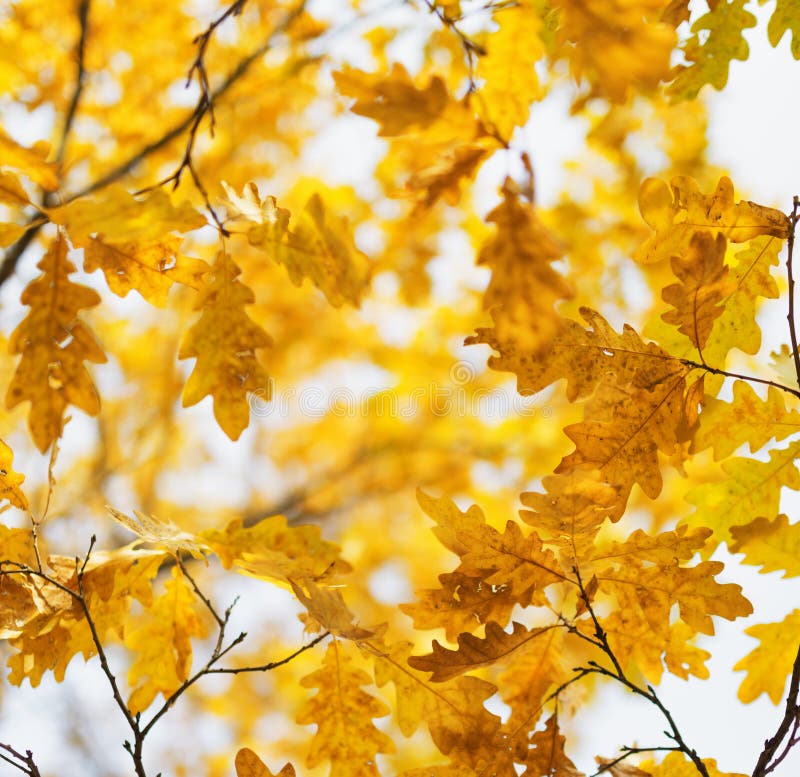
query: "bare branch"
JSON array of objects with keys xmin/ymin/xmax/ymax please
[{"xmin": 752, "ymin": 639, "xmax": 800, "ymax": 777}]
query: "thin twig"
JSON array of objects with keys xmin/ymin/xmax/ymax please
[
  {"xmin": 592, "ymin": 746, "xmax": 682, "ymax": 777},
  {"xmin": 55, "ymin": 0, "xmax": 91, "ymax": 165},
  {"xmin": 681, "ymin": 359, "xmax": 800, "ymax": 400},
  {"xmin": 786, "ymin": 196, "xmax": 800, "ymax": 390},
  {"xmin": 205, "ymin": 630, "xmax": 329, "ymax": 675},
  {"xmin": 0, "ymin": 743, "xmax": 43, "ymax": 777},
  {"xmin": 752, "ymin": 640, "xmax": 800, "ymax": 776},
  {"xmin": 572, "ymin": 567, "xmax": 710, "ymax": 777}
]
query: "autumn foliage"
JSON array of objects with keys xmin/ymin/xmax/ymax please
[{"xmin": 0, "ymin": 1, "xmax": 799, "ymax": 776}]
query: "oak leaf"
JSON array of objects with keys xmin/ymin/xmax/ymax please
[
  {"xmin": 235, "ymin": 748, "xmax": 296, "ymax": 777},
  {"xmin": 178, "ymin": 250, "xmax": 272, "ymax": 441},
  {"xmin": 201, "ymin": 515, "xmax": 351, "ymax": 584},
  {"xmin": 476, "ymin": 3, "xmax": 544, "ymax": 140},
  {"xmin": 668, "ymin": 0, "xmax": 757, "ymax": 99},
  {"xmin": 0, "ymin": 127, "xmax": 57, "ymax": 190},
  {"xmin": 475, "ymin": 179, "xmax": 571, "ymax": 357},
  {"xmin": 5, "ymin": 234, "xmax": 106, "ymax": 452},
  {"xmin": 735, "ymin": 610, "xmax": 800, "ymax": 703},
  {"xmin": 408, "ymin": 621, "xmax": 554, "ymax": 682},
  {"xmin": 107, "ymin": 506, "xmax": 208, "ymax": 559},
  {"xmin": 333, "ymin": 64, "xmax": 449, "ymax": 136},
  {"xmin": 297, "ymin": 640, "xmax": 394, "ymax": 777},
  {"xmin": 635, "ymin": 176, "xmax": 788, "ymax": 265},
  {"xmin": 0, "ymin": 439, "xmax": 27, "ymax": 510},
  {"xmin": 470, "ymin": 307, "xmax": 685, "ymax": 403},
  {"xmin": 371, "ymin": 638, "xmax": 502, "ymax": 767},
  {"xmin": 662, "ymin": 231, "xmax": 730, "ymax": 349},
  {"xmin": 729, "ymin": 515, "xmax": 800, "ymax": 578},
  {"xmin": 692, "ymin": 381, "xmax": 800, "ymax": 461},
  {"xmin": 291, "ymin": 579, "xmax": 374, "ymax": 641},
  {"xmin": 766, "ymin": 0, "xmax": 800, "ymax": 58},
  {"xmin": 524, "ymin": 714, "xmax": 583, "ymax": 777},
  {"xmin": 225, "ymin": 184, "xmax": 371, "ymax": 307},
  {"xmin": 683, "ymin": 442, "xmax": 800, "ymax": 542},
  {"xmin": 126, "ymin": 566, "xmax": 208, "ymax": 714}
]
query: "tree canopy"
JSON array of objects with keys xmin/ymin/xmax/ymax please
[{"xmin": 0, "ymin": 1, "xmax": 799, "ymax": 776}]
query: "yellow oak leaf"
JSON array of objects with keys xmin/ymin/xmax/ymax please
[
  {"xmin": 703, "ymin": 235, "xmax": 781, "ymax": 359},
  {"xmin": 635, "ymin": 175, "xmax": 788, "ymax": 264},
  {"xmin": 735, "ymin": 610, "xmax": 800, "ymax": 704},
  {"xmin": 525, "ymin": 715, "xmax": 584, "ymax": 777},
  {"xmin": 556, "ymin": 374, "xmax": 689, "ymax": 515},
  {"xmin": 126, "ymin": 566, "xmax": 208, "ymax": 714},
  {"xmin": 520, "ymin": 473, "xmax": 620, "ymax": 565},
  {"xmin": 683, "ymin": 442, "xmax": 800, "ymax": 542},
  {"xmin": 475, "ymin": 178, "xmax": 572, "ymax": 356},
  {"xmin": 0, "ymin": 222, "xmax": 27, "ymax": 247},
  {"xmin": 692, "ymin": 381, "xmax": 800, "ymax": 461},
  {"xmin": 5, "ymin": 234, "xmax": 106, "ymax": 452},
  {"xmin": 235, "ymin": 748, "xmax": 296, "ymax": 777},
  {"xmin": 766, "ymin": 0, "xmax": 800, "ymax": 58},
  {"xmin": 498, "ymin": 625, "xmax": 572, "ymax": 731},
  {"xmin": 333, "ymin": 63, "xmax": 449, "ymax": 136},
  {"xmin": 416, "ymin": 490, "xmax": 564, "ymax": 610},
  {"xmin": 638, "ymin": 752, "xmax": 746, "ymax": 777},
  {"xmin": 6, "ymin": 549, "xmax": 162, "ymax": 685},
  {"xmin": 552, "ymin": 0, "xmax": 674, "ymax": 102},
  {"xmin": 227, "ymin": 184, "xmax": 371, "ymax": 307},
  {"xmin": 178, "ymin": 251, "xmax": 272, "ymax": 441},
  {"xmin": 662, "ymin": 231, "xmax": 730, "ymax": 349},
  {"xmin": 408, "ymin": 621, "xmax": 555, "ymax": 682},
  {"xmin": 667, "ymin": 0, "xmax": 757, "ymax": 99},
  {"xmin": 107, "ymin": 506, "xmax": 208, "ymax": 559},
  {"xmin": 0, "ymin": 127, "xmax": 57, "ymax": 190},
  {"xmin": 729, "ymin": 515, "xmax": 800, "ymax": 577},
  {"xmin": 202, "ymin": 514, "xmax": 351, "ymax": 584},
  {"xmin": 371, "ymin": 638, "xmax": 502, "ymax": 767},
  {"xmin": 0, "ymin": 438, "xmax": 28, "ymax": 510},
  {"xmin": 470, "ymin": 307, "xmax": 685, "ymax": 403},
  {"xmin": 476, "ymin": 2, "xmax": 545, "ymax": 140},
  {"xmin": 47, "ymin": 185, "xmax": 206, "ymax": 244},
  {"xmin": 83, "ymin": 235, "xmax": 208, "ymax": 307},
  {"xmin": 0, "ymin": 170, "xmax": 31, "ymax": 207},
  {"xmin": 404, "ymin": 141, "xmax": 489, "ymax": 213},
  {"xmin": 297, "ymin": 640, "xmax": 394, "ymax": 777},
  {"xmin": 291, "ymin": 579, "xmax": 374, "ymax": 641}
]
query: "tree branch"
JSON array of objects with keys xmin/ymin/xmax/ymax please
[
  {"xmin": 752, "ymin": 639, "xmax": 800, "ymax": 777},
  {"xmin": 55, "ymin": 0, "xmax": 91, "ymax": 165},
  {"xmin": 0, "ymin": 744, "xmax": 43, "ymax": 777},
  {"xmin": 786, "ymin": 196, "xmax": 800, "ymax": 390},
  {"xmin": 571, "ymin": 566, "xmax": 710, "ymax": 777}
]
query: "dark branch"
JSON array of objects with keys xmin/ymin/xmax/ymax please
[
  {"xmin": 786, "ymin": 196, "xmax": 800, "ymax": 390},
  {"xmin": 55, "ymin": 0, "xmax": 91, "ymax": 165},
  {"xmin": 752, "ymin": 639, "xmax": 800, "ymax": 777}
]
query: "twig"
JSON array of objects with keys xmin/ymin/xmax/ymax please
[
  {"xmin": 681, "ymin": 359, "xmax": 800, "ymax": 400},
  {"xmin": 419, "ymin": 0, "xmax": 484, "ymax": 92},
  {"xmin": 55, "ymin": 0, "xmax": 91, "ymax": 165},
  {"xmin": 752, "ymin": 640, "xmax": 800, "ymax": 776},
  {"xmin": 785, "ymin": 196, "xmax": 800, "ymax": 390},
  {"xmin": 72, "ymin": 0, "xmax": 306, "ymax": 204},
  {"xmin": 572, "ymin": 567, "xmax": 710, "ymax": 777},
  {"xmin": 0, "ymin": 744, "xmax": 43, "ymax": 777},
  {"xmin": 205, "ymin": 630, "xmax": 329, "ymax": 675},
  {"xmin": 592, "ymin": 746, "xmax": 682, "ymax": 777}
]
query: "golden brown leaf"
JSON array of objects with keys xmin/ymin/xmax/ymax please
[
  {"xmin": 235, "ymin": 748, "xmax": 296, "ymax": 777},
  {"xmin": 178, "ymin": 250, "xmax": 272, "ymax": 440},
  {"xmin": 662, "ymin": 231, "xmax": 730, "ymax": 349},
  {"xmin": 5, "ymin": 234, "xmax": 106, "ymax": 452},
  {"xmin": 297, "ymin": 640, "xmax": 394, "ymax": 777}
]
